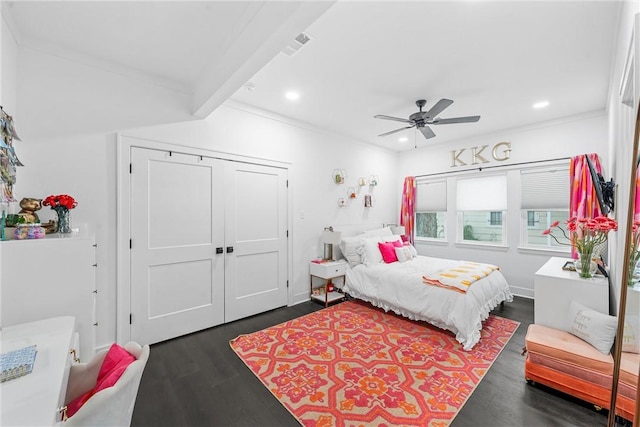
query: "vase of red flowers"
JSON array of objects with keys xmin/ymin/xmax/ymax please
[
  {"xmin": 543, "ymin": 216, "xmax": 618, "ymax": 278},
  {"xmin": 42, "ymin": 194, "xmax": 77, "ymax": 234}
]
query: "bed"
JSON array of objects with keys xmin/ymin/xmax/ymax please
[{"xmin": 337, "ymin": 226, "xmax": 513, "ymax": 351}]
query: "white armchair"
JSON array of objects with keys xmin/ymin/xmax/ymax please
[{"xmin": 61, "ymin": 342, "xmax": 150, "ymax": 427}]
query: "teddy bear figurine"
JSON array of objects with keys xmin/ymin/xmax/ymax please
[{"xmin": 17, "ymin": 197, "xmax": 42, "ymax": 224}]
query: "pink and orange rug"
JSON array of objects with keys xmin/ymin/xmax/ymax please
[{"xmin": 230, "ymin": 300, "xmax": 519, "ymax": 426}]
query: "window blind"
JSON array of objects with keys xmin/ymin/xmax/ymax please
[
  {"xmin": 521, "ymin": 166, "xmax": 569, "ymax": 209},
  {"xmin": 456, "ymin": 174, "xmax": 507, "ymax": 211},
  {"xmin": 416, "ymin": 180, "xmax": 447, "ymax": 211}
]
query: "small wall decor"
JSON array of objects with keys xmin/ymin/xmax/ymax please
[
  {"xmin": 0, "ymin": 106, "xmax": 23, "ymax": 204},
  {"xmin": 333, "ymin": 169, "xmax": 346, "ymax": 184},
  {"xmin": 337, "ymin": 198, "xmax": 347, "ymax": 207},
  {"xmin": 347, "ymin": 187, "xmax": 357, "ymax": 199},
  {"xmin": 369, "ymin": 175, "xmax": 379, "ymax": 186},
  {"xmin": 358, "ymin": 177, "xmax": 367, "ymax": 186},
  {"xmin": 364, "ymin": 194, "xmax": 375, "ymax": 208}
]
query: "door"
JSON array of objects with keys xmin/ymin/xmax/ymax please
[
  {"xmin": 130, "ymin": 148, "xmax": 224, "ymax": 345},
  {"xmin": 224, "ymin": 161, "xmax": 288, "ymax": 322}
]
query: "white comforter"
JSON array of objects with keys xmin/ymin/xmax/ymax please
[{"xmin": 343, "ymin": 255, "xmax": 513, "ymax": 351}]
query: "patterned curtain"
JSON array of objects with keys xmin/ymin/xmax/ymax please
[
  {"xmin": 400, "ymin": 176, "xmax": 416, "ymax": 244},
  {"xmin": 570, "ymin": 153, "xmax": 603, "ymax": 257}
]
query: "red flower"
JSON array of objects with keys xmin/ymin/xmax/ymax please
[
  {"xmin": 43, "ymin": 194, "xmax": 78, "ymax": 210},
  {"xmin": 542, "ymin": 215, "xmax": 617, "ymax": 255}
]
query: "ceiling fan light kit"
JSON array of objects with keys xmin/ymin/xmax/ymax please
[{"xmin": 375, "ymin": 99, "xmax": 480, "ymax": 140}]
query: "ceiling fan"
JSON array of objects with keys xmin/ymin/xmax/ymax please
[{"xmin": 374, "ymin": 99, "xmax": 480, "ymax": 140}]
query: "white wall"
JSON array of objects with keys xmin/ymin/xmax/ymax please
[
  {"xmin": 397, "ymin": 112, "xmax": 608, "ymax": 298},
  {"xmin": 1, "ymin": 11, "xmax": 18, "ymax": 114},
  {"xmin": 12, "ymin": 101, "xmax": 398, "ymax": 350}
]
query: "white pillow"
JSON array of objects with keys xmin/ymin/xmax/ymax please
[
  {"xmin": 622, "ymin": 314, "xmax": 640, "ymax": 354},
  {"xmin": 395, "ymin": 246, "xmax": 415, "ymax": 263},
  {"xmin": 383, "ymin": 235, "xmax": 403, "ymax": 244},
  {"xmin": 403, "ymin": 243, "xmax": 418, "ymax": 257},
  {"xmin": 567, "ymin": 300, "xmax": 617, "ymax": 355},
  {"xmin": 363, "ymin": 227, "xmax": 393, "ymax": 238},
  {"xmin": 339, "ymin": 235, "xmax": 365, "ymax": 267},
  {"xmin": 361, "ymin": 236, "xmax": 383, "ymax": 266}
]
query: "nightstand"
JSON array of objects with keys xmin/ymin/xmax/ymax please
[{"xmin": 309, "ymin": 259, "xmax": 347, "ymax": 307}]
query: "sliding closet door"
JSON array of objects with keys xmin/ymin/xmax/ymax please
[
  {"xmin": 224, "ymin": 161, "xmax": 288, "ymax": 322},
  {"xmin": 130, "ymin": 148, "xmax": 224, "ymax": 345}
]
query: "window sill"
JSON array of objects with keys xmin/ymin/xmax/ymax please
[
  {"xmin": 454, "ymin": 242, "xmax": 509, "ymax": 251},
  {"xmin": 414, "ymin": 239, "xmax": 448, "ymax": 246},
  {"xmin": 517, "ymin": 246, "xmax": 572, "ymax": 257}
]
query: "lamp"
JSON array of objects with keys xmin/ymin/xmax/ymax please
[{"xmin": 322, "ymin": 227, "xmax": 342, "ymax": 261}]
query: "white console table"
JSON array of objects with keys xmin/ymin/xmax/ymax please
[
  {"xmin": 534, "ymin": 256, "xmax": 609, "ymax": 331},
  {"xmin": 0, "ymin": 316, "xmax": 76, "ymax": 426}
]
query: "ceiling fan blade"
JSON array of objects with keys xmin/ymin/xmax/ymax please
[
  {"xmin": 378, "ymin": 125, "xmax": 415, "ymax": 137},
  {"xmin": 374, "ymin": 114, "xmax": 413, "ymax": 124},
  {"xmin": 422, "ymin": 99, "xmax": 453, "ymax": 120},
  {"xmin": 419, "ymin": 125, "xmax": 436, "ymax": 139},
  {"xmin": 431, "ymin": 115, "xmax": 481, "ymax": 125}
]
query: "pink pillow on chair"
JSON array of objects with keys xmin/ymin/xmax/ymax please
[{"xmin": 66, "ymin": 343, "xmax": 136, "ymax": 418}]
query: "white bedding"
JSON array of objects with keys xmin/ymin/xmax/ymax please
[{"xmin": 343, "ymin": 255, "xmax": 513, "ymax": 350}]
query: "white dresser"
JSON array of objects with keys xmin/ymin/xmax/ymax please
[
  {"xmin": 534, "ymin": 256, "xmax": 609, "ymax": 331},
  {"xmin": 0, "ymin": 234, "xmax": 96, "ymax": 359}
]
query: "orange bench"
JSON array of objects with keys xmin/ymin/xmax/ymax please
[{"xmin": 525, "ymin": 324, "xmax": 638, "ymax": 421}]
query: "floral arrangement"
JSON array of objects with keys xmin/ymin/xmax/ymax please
[
  {"xmin": 42, "ymin": 194, "xmax": 77, "ymax": 210},
  {"xmin": 543, "ymin": 216, "xmax": 617, "ymax": 277},
  {"xmin": 42, "ymin": 194, "xmax": 77, "ymax": 233}
]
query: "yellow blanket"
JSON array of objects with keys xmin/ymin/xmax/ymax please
[{"xmin": 422, "ymin": 261, "xmax": 499, "ymax": 293}]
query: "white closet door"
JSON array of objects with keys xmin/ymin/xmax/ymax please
[
  {"xmin": 224, "ymin": 161, "xmax": 288, "ymax": 322},
  {"xmin": 130, "ymin": 148, "xmax": 224, "ymax": 345}
]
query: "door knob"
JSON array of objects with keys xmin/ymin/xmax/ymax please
[{"xmin": 226, "ymin": 246, "xmax": 234, "ymax": 253}]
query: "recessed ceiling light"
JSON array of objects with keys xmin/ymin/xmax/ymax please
[
  {"xmin": 533, "ymin": 100, "xmax": 549, "ymax": 109},
  {"xmin": 399, "ymin": 137, "xmax": 408, "ymax": 142},
  {"xmin": 285, "ymin": 91, "xmax": 300, "ymax": 101}
]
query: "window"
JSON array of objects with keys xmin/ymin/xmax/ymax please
[
  {"xmin": 416, "ymin": 212, "xmax": 446, "ymax": 239},
  {"xmin": 415, "ymin": 180, "xmax": 446, "ymax": 241},
  {"xmin": 523, "ymin": 210, "xmax": 570, "ymax": 249},
  {"xmin": 520, "ymin": 165, "xmax": 570, "ymax": 250},
  {"xmin": 456, "ymin": 174, "xmax": 507, "ymax": 245},
  {"xmin": 489, "ymin": 211, "xmax": 502, "ymax": 226}
]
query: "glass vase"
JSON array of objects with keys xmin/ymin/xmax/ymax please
[
  {"xmin": 575, "ymin": 250, "xmax": 597, "ymax": 278},
  {"xmin": 54, "ymin": 207, "xmax": 72, "ymax": 234}
]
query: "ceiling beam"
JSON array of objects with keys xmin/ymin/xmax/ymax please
[{"xmin": 191, "ymin": 1, "xmax": 334, "ymax": 119}]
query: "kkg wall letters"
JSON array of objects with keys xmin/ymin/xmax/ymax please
[{"xmin": 450, "ymin": 142, "xmax": 512, "ymax": 167}]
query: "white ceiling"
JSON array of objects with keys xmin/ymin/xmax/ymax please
[{"xmin": 3, "ymin": 1, "xmax": 621, "ymax": 151}]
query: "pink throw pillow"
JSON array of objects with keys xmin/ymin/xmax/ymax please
[
  {"xmin": 66, "ymin": 344, "xmax": 136, "ymax": 418},
  {"xmin": 378, "ymin": 241, "xmax": 398, "ymax": 263}
]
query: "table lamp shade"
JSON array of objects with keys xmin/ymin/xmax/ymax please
[
  {"xmin": 322, "ymin": 230, "xmax": 342, "ymax": 244},
  {"xmin": 322, "ymin": 229, "xmax": 342, "ymax": 260}
]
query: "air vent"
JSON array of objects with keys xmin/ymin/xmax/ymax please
[{"xmin": 281, "ymin": 32, "xmax": 311, "ymax": 57}]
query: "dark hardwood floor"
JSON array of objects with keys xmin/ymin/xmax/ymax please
[{"xmin": 131, "ymin": 297, "xmax": 612, "ymax": 426}]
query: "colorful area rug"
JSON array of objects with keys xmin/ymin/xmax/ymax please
[{"xmin": 230, "ymin": 300, "xmax": 519, "ymax": 426}]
